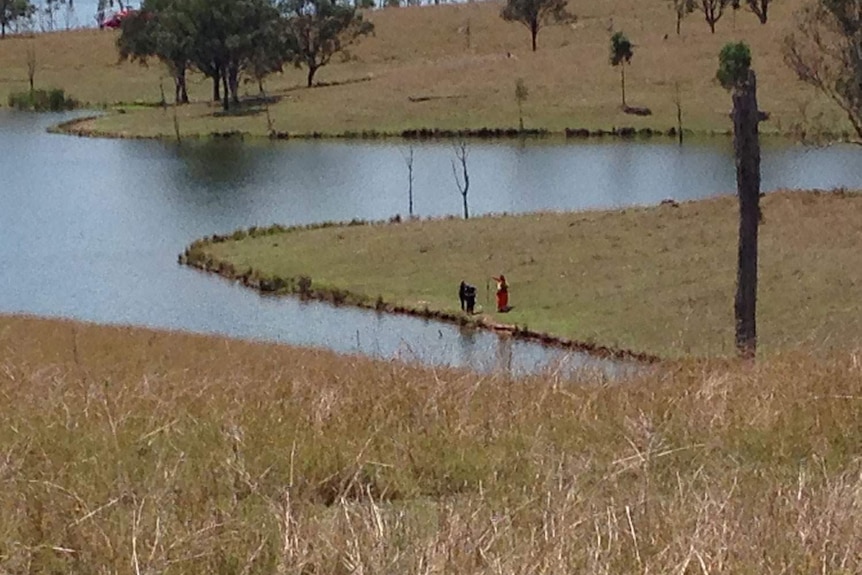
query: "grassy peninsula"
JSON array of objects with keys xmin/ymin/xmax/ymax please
[
  {"xmin": 184, "ymin": 190, "xmax": 862, "ymax": 359},
  {"xmin": 0, "ymin": 0, "xmax": 854, "ymax": 139},
  {"xmin": 4, "ymin": 314, "xmax": 862, "ymax": 573}
]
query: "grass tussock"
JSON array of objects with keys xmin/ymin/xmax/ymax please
[
  {"xmin": 2, "ymin": 314, "xmax": 862, "ymax": 573},
  {"xmin": 189, "ymin": 190, "xmax": 862, "ymax": 359},
  {"xmin": 0, "ymin": 0, "xmax": 854, "ymax": 138}
]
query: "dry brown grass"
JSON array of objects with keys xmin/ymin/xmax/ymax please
[
  {"xmin": 0, "ymin": 0, "xmax": 851, "ymax": 137},
  {"xmin": 195, "ymin": 190, "xmax": 862, "ymax": 359},
  {"xmin": 3, "ymin": 314, "xmax": 862, "ymax": 573}
]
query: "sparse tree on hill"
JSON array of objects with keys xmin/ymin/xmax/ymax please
[
  {"xmin": 280, "ymin": 0, "xmax": 374, "ymax": 87},
  {"xmin": 784, "ymin": 0, "xmax": 862, "ymax": 141},
  {"xmin": 451, "ymin": 140, "xmax": 470, "ymax": 220},
  {"xmin": 515, "ymin": 78, "xmax": 528, "ymax": 130},
  {"xmin": 669, "ymin": 0, "xmax": 694, "ymax": 35},
  {"xmin": 718, "ymin": 41, "xmax": 763, "ymax": 360},
  {"xmin": 695, "ymin": 0, "xmax": 732, "ymax": 33},
  {"xmin": 745, "ymin": 0, "xmax": 771, "ymax": 24},
  {"xmin": 610, "ymin": 31, "xmax": 633, "ymax": 108},
  {"xmin": 1, "ymin": 0, "xmax": 35, "ymax": 38},
  {"xmin": 26, "ymin": 41, "xmax": 35, "ymax": 93},
  {"xmin": 500, "ymin": 0, "xmax": 574, "ymax": 52}
]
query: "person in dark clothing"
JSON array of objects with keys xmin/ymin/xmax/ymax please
[
  {"xmin": 458, "ymin": 281, "xmax": 477, "ymax": 314},
  {"xmin": 459, "ymin": 281, "xmax": 468, "ymax": 311},
  {"xmin": 464, "ymin": 283, "xmax": 477, "ymax": 314},
  {"xmin": 465, "ymin": 286, "xmax": 476, "ymax": 314}
]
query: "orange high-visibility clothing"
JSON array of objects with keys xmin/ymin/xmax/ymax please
[{"xmin": 494, "ymin": 275, "xmax": 508, "ymax": 312}]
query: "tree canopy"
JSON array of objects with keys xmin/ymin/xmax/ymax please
[
  {"xmin": 784, "ymin": 0, "xmax": 862, "ymax": 140},
  {"xmin": 280, "ymin": 0, "xmax": 374, "ymax": 87},
  {"xmin": 116, "ymin": 0, "xmax": 370, "ymax": 109},
  {"xmin": 0, "ymin": 0, "xmax": 35, "ymax": 38},
  {"xmin": 717, "ymin": 41, "xmax": 752, "ymax": 90},
  {"xmin": 500, "ymin": 0, "xmax": 574, "ymax": 52},
  {"xmin": 610, "ymin": 31, "xmax": 634, "ymax": 107}
]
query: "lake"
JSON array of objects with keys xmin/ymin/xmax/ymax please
[{"xmin": 1, "ymin": 110, "xmax": 861, "ymax": 375}]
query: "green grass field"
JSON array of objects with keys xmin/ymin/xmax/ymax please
[
  {"xmin": 189, "ymin": 190, "xmax": 862, "ymax": 358},
  {"xmin": 3, "ymin": 314, "xmax": 862, "ymax": 573},
  {"xmin": 0, "ymin": 0, "xmax": 854, "ymax": 138}
]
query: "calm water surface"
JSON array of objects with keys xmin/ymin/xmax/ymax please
[{"xmin": 2, "ymin": 110, "xmax": 861, "ymax": 375}]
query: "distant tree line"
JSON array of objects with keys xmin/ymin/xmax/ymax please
[{"xmin": 115, "ymin": 0, "xmax": 373, "ymax": 110}]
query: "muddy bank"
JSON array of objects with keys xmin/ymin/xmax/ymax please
[{"xmin": 52, "ymin": 111, "xmax": 715, "ymax": 143}]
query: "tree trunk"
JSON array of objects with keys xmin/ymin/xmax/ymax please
[
  {"xmin": 620, "ymin": 64, "xmax": 626, "ymax": 107},
  {"xmin": 175, "ymin": 66, "xmax": 189, "ymax": 104},
  {"xmin": 676, "ymin": 11, "xmax": 681, "ymax": 35},
  {"xmin": 530, "ymin": 21, "xmax": 538, "ymax": 52},
  {"xmin": 732, "ymin": 69, "xmax": 762, "ymax": 360},
  {"xmin": 747, "ymin": 0, "xmax": 768, "ymax": 24},
  {"xmin": 212, "ymin": 68, "xmax": 221, "ymax": 102},
  {"xmin": 462, "ymin": 192, "xmax": 469, "ymax": 220},
  {"xmin": 222, "ymin": 72, "xmax": 230, "ymax": 111},
  {"xmin": 1, "ymin": 22, "xmax": 6, "ymax": 38},
  {"xmin": 306, "ymin": 65, "xmax": 317, "ymax": 87},
  {"xmin": 229, "ymin": 65, "xmax": 240, "ymax": 105}
]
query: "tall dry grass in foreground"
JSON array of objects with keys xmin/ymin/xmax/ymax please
[{"xmin": 2, "ymin": 315, "xmax": 862, "ymax": 573}]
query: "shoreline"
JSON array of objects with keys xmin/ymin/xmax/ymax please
[
  {"xmin": 179, "ymin": 221, "xmax": 662, "ymax": 365},
  {"xmin": 50, "ymin": 111, "xmax": 706, "ymax": 142},
  {"xmin": 45, "ymin": 110, "xmax": 859, "ymax": 144}
]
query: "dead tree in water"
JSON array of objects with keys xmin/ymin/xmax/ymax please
[
  {"xmin": 451, "ymin": 140, "xmax": 470, "ymax": 219},
  {"xmin": 404, "ymin": 146, "xmax": 415, "ymax": 218}
]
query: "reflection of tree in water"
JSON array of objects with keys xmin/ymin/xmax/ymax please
[
  {"xmin": 178, "ymin": 139, "xmax": 263, "ymax": 189},
  {"xmin": 496, "ymin": 334, "xmax": 513, "ymax": 375},
  {"xmin": 165, "ymin": 139, "xmax": 278, "ymax": 227},
  {"xmin": 456, "ymin": 324, "xmax": 480, "ymax": 367}
]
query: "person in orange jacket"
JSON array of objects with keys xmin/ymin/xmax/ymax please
[{"xmin": 493, "ymin": 274, "xmax": 509, "ymax": 312}]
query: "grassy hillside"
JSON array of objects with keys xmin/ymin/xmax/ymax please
[
  {"xmin": 3, "ymin": 314, "xmax": 862, "ymax": 573},
  {"xmin": 0, "ymin": 0, "xmax": 851, "ymax": 138},
  {"xmin": 186, "ymin": 190, "xmax": 862, "ymax": 359}
]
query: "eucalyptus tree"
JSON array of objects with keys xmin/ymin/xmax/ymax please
[
  {"xmin": 610, "ymin": 31, "xmax": 633, "ymax": 107},
  {"xmin": 1, "ymin": 0, "xmax": 35, "ymax": 38},
  {"xmin": 500, "ymin": 0, "xmax": 574, "ymax": 52},
  {"xmin": 117, "ymin": 0, "xmax": 196, "ymax": 104},
  {"xmin": 200, "ymin": 0, "xmax": 286, "ymax": 108},
  {"xmin": 280, "ymin": 0, "xmax": 374, "ymax": 87},
  {"xmin": 117, "ymin": 0, "xmax": 290, "ymax": 110},
  {"xmin": 695, "ymin": 0, "xmax": 732, "ymax": 33},
  {"xmin": 784, "ymin": 0, "xmax": 862, "ymax": 141},
  {"xmin": 745, "ymin": 0, "xmax": 771, "ymax": 24},
  {"xmin": 668, "ymin": 0, "xmax": 693, "ymax": 35}
]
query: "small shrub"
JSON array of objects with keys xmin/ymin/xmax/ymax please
[{"xmin": 8, "ymin": 88, "xmax": 78, "ymax": 112}]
